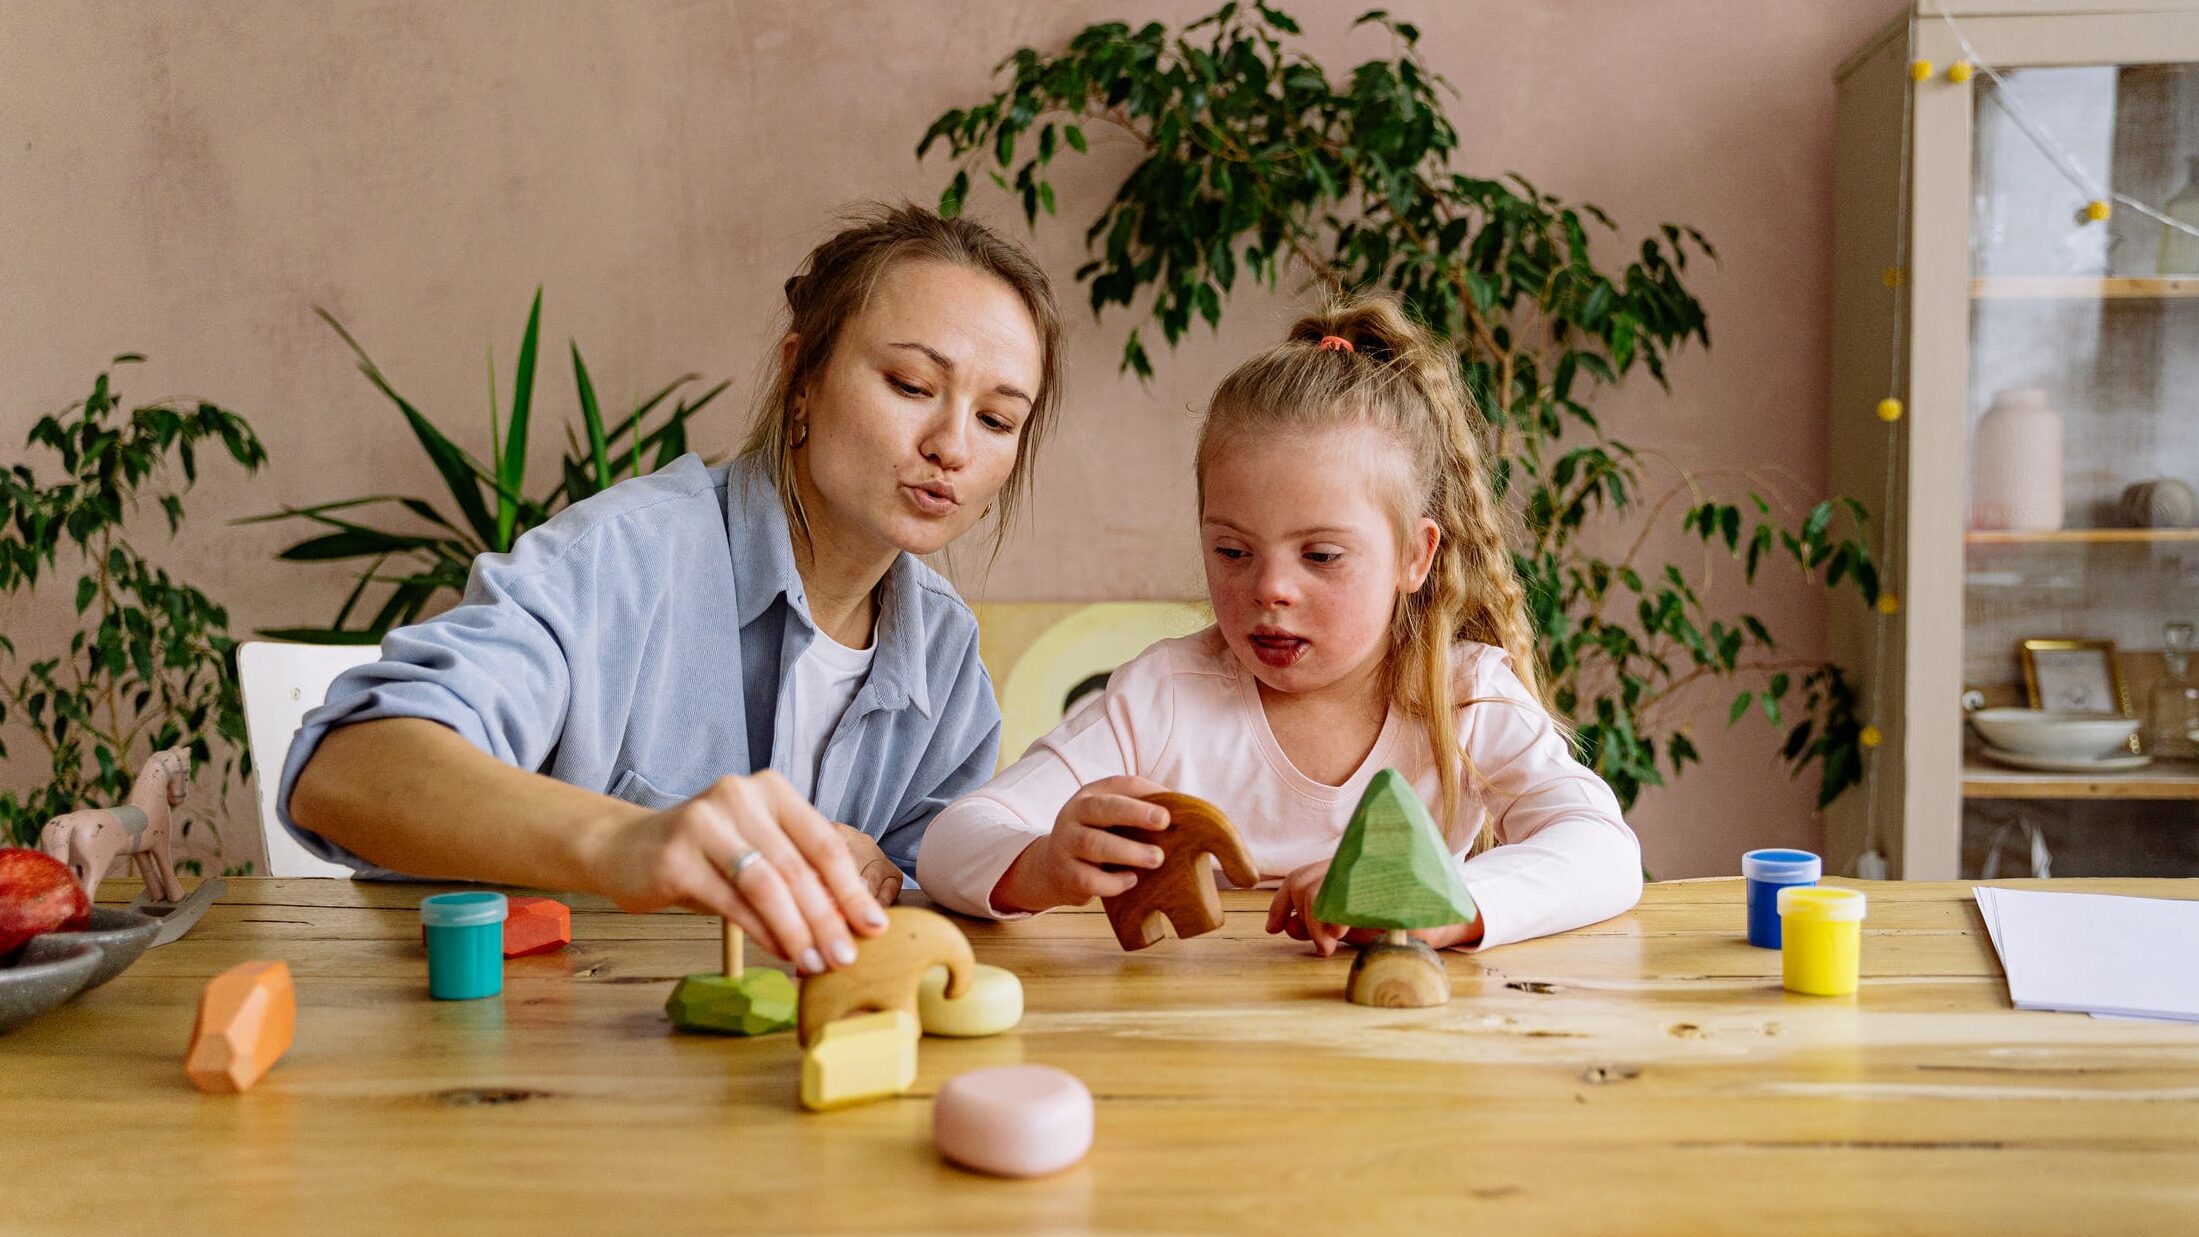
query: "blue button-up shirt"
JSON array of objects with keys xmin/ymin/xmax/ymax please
[{"xmin": 276, "ymin": 452, "xmax": 1002, "ymax": 879}]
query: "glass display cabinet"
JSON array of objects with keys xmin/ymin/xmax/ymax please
[{"xmin": 1831, "ymin": 2, "xmax": 2199, "ymax": 879}]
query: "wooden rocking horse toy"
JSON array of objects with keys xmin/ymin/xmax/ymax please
[{"xmin": 39, "ymin": 747, "xmax": 192, "ymax": 904}]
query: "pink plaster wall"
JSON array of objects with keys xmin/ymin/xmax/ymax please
[{"xmin": 0, "ymin": 0, "xmax": 1909, "ymax": 878}]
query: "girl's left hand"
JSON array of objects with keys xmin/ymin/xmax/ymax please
[
  {"xmin": 1263, "ymin": 860, "xmax": 1483, "ymax": 954},
  {"xmin": 1263, "ymin": 861, "xmax": 1353, "ymax": 955}
]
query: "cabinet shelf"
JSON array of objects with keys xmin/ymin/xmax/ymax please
[
  {"xmin": 1965, "ymin": 528, "xmax": 2199, "ymax": 545},
  {"xmin": 1964, "ymin": 757, "xmax": 2199, "ymax": 801},
  {"xmin": 1970, "ymin": 276, "xmax": 2199, "ymax": 300},
  {"xmin": 1831, "ymin": 11, "xmax": 2199, "ymax": 879}
]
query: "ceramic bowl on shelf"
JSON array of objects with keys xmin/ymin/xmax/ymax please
[{"xmin": 1968, "ymin": 707, "xmax": 2138, "ymax": 760}]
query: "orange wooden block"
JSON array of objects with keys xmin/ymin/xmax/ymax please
[
  {"xmin": 503, "ymin": 896, "xmax": 570, "ymax": 957},
  {"xmin": 185, "ymin": 960, "xmax": 295, "ymax": 1094}
]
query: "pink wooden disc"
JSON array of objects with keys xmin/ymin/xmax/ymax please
[{"xmin": 933, "ymin": 1065, "xmax": 1093, "ymax": 1178}]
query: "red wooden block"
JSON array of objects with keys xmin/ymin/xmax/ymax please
[{"xmin": 503, "ymin": 896, "xmax": 570, "ymax": 958}]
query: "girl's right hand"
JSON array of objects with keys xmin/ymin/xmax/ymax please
[
  {"xmin": 583, "ymin": 770, "xmax": 890, "ymax": 975},
  {"xmin": 991, "ymin": 775, "xmax": 1174, "ymax": 913}
]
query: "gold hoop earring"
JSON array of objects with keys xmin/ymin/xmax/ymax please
[
  {"xmin": 982, "ymin": 502, "xmax": 994, "ymax": 519},
  {"xmin": 790, "ymin": 419, "xmax": 808, "ymax": 449}
]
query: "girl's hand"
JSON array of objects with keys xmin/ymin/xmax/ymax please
[
  {"xmin": 833, "ymin": 821, "xmax": 904, "ymax": 910},
  {"xmin": 990, "ymin": 775, "xmax": 1174, "ymax": 914},
  {"xmin": 1264, "ymin": 861, "xmax": 1352, "ymax": 956},
  {"xmin": 1264, "ymin": 861, "xmax": 1485, "ymax": 953},
  {"xmin": 584, "ymin": 771, "xmax": 890, "ymax": 975}
]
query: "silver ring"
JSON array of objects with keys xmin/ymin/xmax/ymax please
[{"xmin": 724, "ymin": 847, "xmax": 765, "ymax": 880}]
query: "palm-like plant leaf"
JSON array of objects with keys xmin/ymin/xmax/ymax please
[{"xmin": 260, "ymin": 296, "xmax": 728, "ymax": 642}]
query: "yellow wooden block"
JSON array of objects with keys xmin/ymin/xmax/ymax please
[
  {"xmin": 799, "ymin": 1009, "xmax": 918, "ymax": 1112},
  {"xmin": 918, "ymin": 963, "xmax": 1022, "ymax": 1038}
]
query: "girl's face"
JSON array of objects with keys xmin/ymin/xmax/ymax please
[
  {"xmin": 793, "ymin": 259, "xmax": 1042, "ymax": 560},
  {"xmin": 1200, "ymin": 424, "xmax": 1439, "ymax": 701}
]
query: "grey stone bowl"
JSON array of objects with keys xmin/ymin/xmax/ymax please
[
  {"xmin": 43, "ymin": 906, "xmax": 161, "ymax": 990},
  {"xmin": 0, "ymin": 936, "xmax": 103, "ymax": 1034}
]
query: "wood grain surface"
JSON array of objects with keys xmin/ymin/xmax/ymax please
[{"xmin": 6, "ymin": 877, "xmax": 2196, "ymax": 1235}]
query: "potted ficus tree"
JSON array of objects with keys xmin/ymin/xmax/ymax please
[
  {"xmin": 917, "ymin": 2, "xmax": 1880, "ymax": 814},
  {"xmin": 0, "ymin": 356, "xmax": 265, "ymax": 866}
]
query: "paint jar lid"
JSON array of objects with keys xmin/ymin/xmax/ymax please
[
  {"xmin": 1742, "ymin": 848, "xmax": 1822, "ymax": 883},
  {"xmin": 421, "ymin": 890, "xmax": 508, "ymax": 928},
  {"xmin": 1777, "ymin": 885, "xmax": 1866, "ymax": 922}
]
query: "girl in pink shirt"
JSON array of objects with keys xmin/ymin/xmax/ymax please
[{"xmin": 917, "ymin": 296, "xmax": 1641, "ymax": 951}]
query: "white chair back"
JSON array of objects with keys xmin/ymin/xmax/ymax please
[{"xmin": 238, "ymin": 640, "xmax": 380, "ymax": 877}]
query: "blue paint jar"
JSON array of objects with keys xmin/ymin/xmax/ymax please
[
  {"xmin": 421, "ymin": 891, "xmax": 508, "ymax": 1000},
  {"xmin": 1741, "ymin": 849, "xmax": 1821, "ymax": 949}
]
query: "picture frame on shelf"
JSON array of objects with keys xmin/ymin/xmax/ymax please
[{"xmin": 2020, "ymin": 638, "xmax": 2132, "ymax": 717}]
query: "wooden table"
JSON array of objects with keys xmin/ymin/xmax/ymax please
[{"xmin": 8, "ymin": 878, "xmax": 2198, "ymax": 1234}]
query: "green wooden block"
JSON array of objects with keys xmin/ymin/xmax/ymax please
[
  {"xmin": 1313, "ymin": 768, "xmax": 1479, "ymax": 931},
  {"xmin": 666, "ymin": 968, "xmax": 797, "ymax": 1036}
]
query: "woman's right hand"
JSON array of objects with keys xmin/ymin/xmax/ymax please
[
  {"xmin": 991, "ymin": 775, "xmax": 1174, "ymax": 914},
  {"xmin": 583, "ymin": 770, "xmax": 890, "ymax": 975}
]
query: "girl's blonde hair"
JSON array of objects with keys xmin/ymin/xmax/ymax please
[
  {"xmin": 742, "ymin": 202, "xmax": 1064, "ymax": 553},
  {"xmin": 1196, "ymin": 294, "xmax": 1547, "ymax": 850}
]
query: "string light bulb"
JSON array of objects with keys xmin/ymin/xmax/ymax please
[
  {"xmin": 1910, "ymin": 59, "xmax": 1934, "ymax": 82},
  {"xmin": 1947, "ymin": 61, "xmax": 1974, "ymax": 84},
  {"xmin": 1876, "ymin": 397, "xmax": 1904, "ymax": 423},
  {"xmin": 1876, "ymin": 593, "xmax": 1900, "ymax": 616},
  {"xmin": 1882, "ymin": 267, "xmax": 1905, "ymax": 288},
  {"xmin": 2084, "ymin": 199, "xmax": 2112, "ymax": 222},
  {"xmin": 1860, "ymin": 725, "xmax": 1883, "ymax": 749}
]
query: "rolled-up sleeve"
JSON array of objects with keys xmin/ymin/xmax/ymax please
[
  {"xmin": 274, "ymin": 548, "xmax": 576, "ymax": 872},
  {"xmin": 1454, "ymin": 649, "xmax": 1643, "ymax": 949}
]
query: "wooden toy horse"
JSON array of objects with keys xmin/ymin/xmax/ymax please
[{"xmin": 39, "ymin": 747, "xmax": 191, "ymax": 904}]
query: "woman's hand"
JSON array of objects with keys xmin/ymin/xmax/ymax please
[
  {"xmin": 583, "ymin": 771, "xmax": 890, "ymax": 974},
  {"xmin": 1264, "ymin": 860, "xmax": 1483, "ymax": 954},
  {"xmin": 990, "ymin": 775, "xmax": 1174, "ymax": 914}
]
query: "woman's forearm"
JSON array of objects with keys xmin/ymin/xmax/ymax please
[{"xmin": 288, "ymin": 717, "xmax": 642, "ymax": 893}]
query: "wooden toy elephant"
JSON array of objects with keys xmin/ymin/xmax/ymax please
[
  {"xmin": 797, "ymin": 906, "xmax": 973, "ymax": 1046},
  {"xmin": 39, "ymin": 747, "xmax": 191, "ymax": 904},
  {"xmin": 1101, "ymin": 792, "xmax": 1259, "ymax": 951}
]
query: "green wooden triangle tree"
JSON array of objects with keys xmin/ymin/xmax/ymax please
[{"xmin": 1314, "ymin": 769, "xmax": 1478, "ymax": 931}]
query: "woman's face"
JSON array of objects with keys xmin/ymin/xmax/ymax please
[
  {"xmin": 1200, "ymin": 424, "xmax": 1437, "ymax": 701},
  {"xmin": 792, "ymin": 259, "xmax": 1043, "ymax": 561}
]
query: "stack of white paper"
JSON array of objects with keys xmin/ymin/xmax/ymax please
[{"xmin": 1973, "ymin": 886, "xmax": 2199, "ymax": 1022}]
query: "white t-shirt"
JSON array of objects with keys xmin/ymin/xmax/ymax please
[{"xmin": 775, "ymin": 627, "xmax": 876, "ymax": 802}]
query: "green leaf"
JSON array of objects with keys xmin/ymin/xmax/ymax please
[
  {"xmin": 572, "ymin": 342, "xmax": 612, "ymax": 491},
  {"xmin": 498, "ymin": 290, "xmax": 544, "ymax": 551},
  {"xmin": 316, "ymin": 308, "xmax": 499, "ymax": 547}
]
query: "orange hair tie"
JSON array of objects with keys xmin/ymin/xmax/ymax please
[{"xmin": 1316, "ymin": 335, "xmax": 1354, "ymax": 353}]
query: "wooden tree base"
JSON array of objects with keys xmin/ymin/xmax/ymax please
[{"xmin": 1345, "ymin": 939, "xmax": 1450, "ymax": 1008}]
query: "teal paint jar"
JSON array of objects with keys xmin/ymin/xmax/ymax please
[{"xmin": 421, "ymin": 891, "xmax": 507, "ymax": 1000}]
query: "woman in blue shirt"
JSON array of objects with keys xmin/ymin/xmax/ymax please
[{"xmin": 283, "ymin": 204, "xmax": 1060, "ymax": 976}]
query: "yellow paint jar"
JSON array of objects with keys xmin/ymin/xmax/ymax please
[{"xmin": 1777, "ymin": 886, "xmax": 1867, "ymax": 996}]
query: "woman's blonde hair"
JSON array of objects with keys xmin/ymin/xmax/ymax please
[
  {"xmin": 1196, "ymin": 294, "xmax": 1547, "ymax": 849},
  {"xmin": 742, "ymin": 202, "xmax": 1063, "ymax": 553}
]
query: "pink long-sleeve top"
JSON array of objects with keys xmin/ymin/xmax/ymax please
[{"xmin": 916, "ymin": 628, "xmax": 1643, "ymax": 949}]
